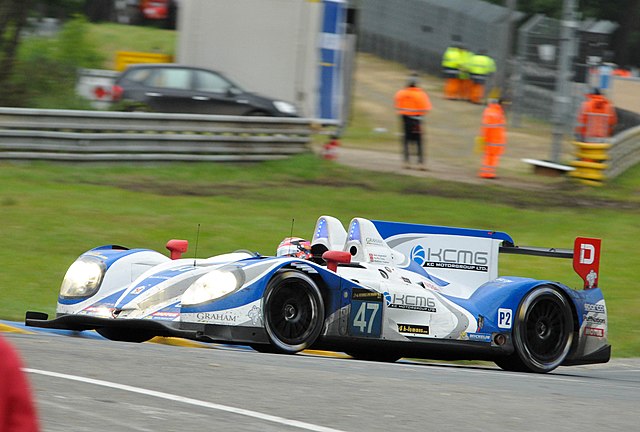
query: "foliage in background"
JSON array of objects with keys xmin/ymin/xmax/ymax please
[
  {"xmin": 0, "ymin": 0, "xmax": 30, "ymax": 104},
  {"xmin": 7, "ymin": 15, "xmax": 103, "ymax": 108},
  {"xmin": 87, "ymin": 22, "xmax": 176, "ymax": 69}
]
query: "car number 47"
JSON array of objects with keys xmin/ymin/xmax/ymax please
[{"xmin": 353, "ymin": 302, "xmax": 380, "ymax": 333}]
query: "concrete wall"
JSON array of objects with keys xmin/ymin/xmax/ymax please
[{"xmin": 176, "ymin": 0, "xmax": 322, "ymax": 117}]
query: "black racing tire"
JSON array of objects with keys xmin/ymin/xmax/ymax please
[
  {"xmin": 263, "ymin": 271, "xmax": 325, "ymax": 354},
  {"xmin": 96, "ymin": 327, "xmax": 154, "ymax": 343},
  {"xmin": 250, "ymin": 344, "xmax": 279, "ymax": 354},
  {"xmin": 346, "ymin": 350, "xmax": 401, "ymax": 363},
  {"xmin": 495, "ymin": 286, "xmax": 574, "ymax": 373}
]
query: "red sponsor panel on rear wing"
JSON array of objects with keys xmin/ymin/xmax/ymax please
[{"xmin": 573, "ymin": 237, "xmax": 601, "ymax": 289}]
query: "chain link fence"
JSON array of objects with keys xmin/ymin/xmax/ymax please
[{"xmin": 357, "ymin": 0, "xmax": 518, "ymax": 78}]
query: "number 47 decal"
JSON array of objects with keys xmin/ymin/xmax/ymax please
[
  {"xmin": 353, "ymin": 302, "xmax": 380, "ymax": 333},
  {"xmin": 349, "ymin": 299, "xmax": 382, "ymax": 337}
]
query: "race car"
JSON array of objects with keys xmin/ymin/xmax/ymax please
[{"xmin": 26, "ymin": 215, "xmax": 610, "ymax": 373}]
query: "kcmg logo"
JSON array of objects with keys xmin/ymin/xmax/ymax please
[{"xmin": 410, "ymin": 244, "xmax": 427, "ymax": 266}]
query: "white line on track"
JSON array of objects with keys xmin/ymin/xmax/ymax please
[{"xmin": 25, "ymin": 368, "xmax": 347, "ymax": 432}]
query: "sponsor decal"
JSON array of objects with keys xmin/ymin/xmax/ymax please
[
  {"xmin": 573, "ymin": 237, "xmax": 601, "ymax": 289},
  {"xmin": 368, "ymin": 252, "xmax": 391, "ymax": 264},
  {"xmin": 419, "ymin": 280, "xmax": 440, "ymax": 292},
  {"xmin": 352, "ymin": 288, "xmax": 383, "ymax": 301},
  {"xmin": 132, "ymin": 286, "xmax": 145, "ymax": 295},
  {"xmin": 365, "ymin": 237, "xmax": 385, "ymax": 246},
  {"xmin": 476, "ymin": 315, "xmax": 485, "ymax": 332},
  {"xmin": 586, "ymin": 270, "xmax": 598, "ymax": 289},
  {"xmin": 498, "ymin": 308, "xmax": 512, "ymax": 329},
  {"xmin": 196, "ymin": 312, "xmax": 237, "ymax": 323},
  {"xmin": 423, "ymin": 248, "xmax": 489, "ymax": 272},
  {"xmin": 247, "ymin": 305, "xmax": 262, "ymax": 326},
  {"xmin": 467, "ymin": 332, "xmax": 492, "ymax": 342},
  {"xmin": 584, "ymin": 303, "xmax": 605, "ymax": 313},
  {"xmin": 388, "ymin": 294, "xmax": 437, "ymax": 312},
  {"xmin": 584, "ymin": 315, "xmax": 606, "ymax": 325},
  {"xmin": 584, "ymin": 327, "xmax": 604, "ymax": 338},
  {"xmin": 397, "ymin": 323, "xmax": 429, "ymax": 334}
]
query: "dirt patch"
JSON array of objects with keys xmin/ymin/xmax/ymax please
[{"xmin": 345, "ymin": 53, "xmax": 574, "ymax": 188}]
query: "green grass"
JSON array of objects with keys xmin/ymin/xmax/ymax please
[
  {"xmin": 0, "ymin": 156, "xmax": 639, "ymax": 356},
  {"xmin": 87, "ymin": 22, "xmax": 176, "ymax": 69}
]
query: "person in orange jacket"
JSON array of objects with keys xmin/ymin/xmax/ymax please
[
  {"xmin": 0, "ymin": 335, "xmax": 40, "ymax": 432},
  {"xmin": 394, "ymin": 74, "xmax": 432, "ymax": 170},
  {"xmin": 575, "ymin": 88, "xmax": 617, "ymax": 142},
  {"xmin": 478, "ymin": 98, "xmax": 507, "ymax": 179}
]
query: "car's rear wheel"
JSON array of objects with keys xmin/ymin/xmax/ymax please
[
  {"xmin": 495, "ymin": 286, "xmax": 574, "ymax": 373},
  {"xmin": 96, "ymin": 327, "xmax": 154, "ymax": 343},
  {"xmin": 263, "ymin": 271, "xmax": 324, "ymax": 354}
]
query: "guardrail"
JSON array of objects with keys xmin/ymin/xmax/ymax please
[
  {"xmin": 0, "ymin": 108, "xmax": 325, "ymax": 162},
  {"xmin": 606, "ymin": 124, "xmax": 640, "ymax": 179}
]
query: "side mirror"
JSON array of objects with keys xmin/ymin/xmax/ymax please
[
  {"xmin": 166, "ymin": 239, "xmax": 189, "ymax": 260},
  {"xmin": 322, "ymin": 250, "xmax": 351, "ymax": 272}
]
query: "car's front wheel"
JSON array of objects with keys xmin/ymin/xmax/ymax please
[
  {"xmin": 495, "ymin": 286, "xmax": 574, "ymax": 373},
  {"xmin": 263, "ymin": 271, "xmax": 325, "ymax": 354}
]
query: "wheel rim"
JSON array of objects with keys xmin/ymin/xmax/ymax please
[
  {"xmin": 524, "ymin": 298, "xmax": 567, "ymax": 362},
  {"xmin": 267, "ymin": 279, "xmax": 318, "ymax": 346},
  {"xmin": 514, "ymin": 287, "xmax": 574, "ymax": 372}
]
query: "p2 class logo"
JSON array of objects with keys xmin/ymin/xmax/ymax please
[{"xmin": 572, "ymin": 237, "xmax": 602, "ymax": 289}]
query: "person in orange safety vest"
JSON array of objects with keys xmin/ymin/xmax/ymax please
[
  {"xmin": 394, "ymin": 74, "xmax": 432, "ymax": 170},
  {"xmin": 575, "ymin": 89, "xmax": 617, "ymax": 142},
  {"xmin": 478, "ymin": 99, "xmax": 507, "ymax": 179}
]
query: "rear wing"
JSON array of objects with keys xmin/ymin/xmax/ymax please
[{"xmin": 500, "ymin": 237, "xmax": 602, "ymax": 289}]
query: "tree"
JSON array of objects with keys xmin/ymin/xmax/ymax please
[{"xmin": 0, "ymin": 0, "xmax": 31, "ymax": 104}]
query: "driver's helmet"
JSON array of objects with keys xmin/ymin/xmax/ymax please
[{"xmin": 276, "ymin": 237, "xmax": 312, "ymax": 259}]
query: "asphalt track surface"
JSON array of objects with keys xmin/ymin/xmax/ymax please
[{"xmin": 3, "ymin": 324, "xmax": 640, "ymax": 432}]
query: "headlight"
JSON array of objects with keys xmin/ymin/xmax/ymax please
[
  {"xmin": 273, "ymin": 101, "xmax": 297, "ymax": 115},
  {"xmin": 181, "ymin": 269, "xmax": 245, "ymax": 306},
  {"xmin": 59, "ymin": 256, "xmax": 106, "ymax": 298}
]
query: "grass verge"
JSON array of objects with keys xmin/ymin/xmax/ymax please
[{"xmin": 0, "ymin": 156, "xmax": 638, "ymax": 356}]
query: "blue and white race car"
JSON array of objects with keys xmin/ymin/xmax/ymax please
[{"xmin": 26, "ymin": 216, "xmax": 610, "ymax": 373}]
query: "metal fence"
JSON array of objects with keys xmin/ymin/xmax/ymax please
[
  {"xmin": 0, "ymin": 108, "xmax": 319, "ymax": 162},
  {"xmin": 357, "ymin": 0, "xmax": 518, "ymax": 77}
]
